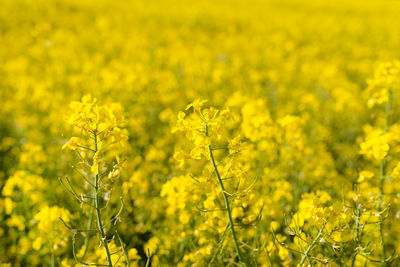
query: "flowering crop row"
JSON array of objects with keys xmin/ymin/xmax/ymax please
[{"xmin": 1, "ymin": 0, "xmax": 400, "ymax": 266}]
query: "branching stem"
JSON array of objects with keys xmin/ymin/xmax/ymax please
[
  {"xmin": 299, "ymin": 223, "xmax": 326, "ymax": 267},
  {"xmin": 208, "ymin": 144, "xmax": 244, "ymax": 265},
  {"xmin": 94, "ymin": 133, "xmax": 113, "ymax": 267}
]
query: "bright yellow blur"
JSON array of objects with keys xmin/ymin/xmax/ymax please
[{"xmin": 1, "ymin": 0, "xmax": 400, "ymax": 266}]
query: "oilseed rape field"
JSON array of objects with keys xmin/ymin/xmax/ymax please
[{"xmin": 2, "ymin": 0, "xmax": 400, "ymax": 266}]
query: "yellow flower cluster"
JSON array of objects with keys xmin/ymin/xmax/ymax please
[
  {"xmin": 64, "ymin": 95, "xmax": 127, "ymax": 143},
  {"xmin": 32, "ymin": 206, "xmax": 72, "ymax": 252},
  {"xmin": 169, "ymin": 101, "xmax": 254, "ymax": 264},
  {"xmin": 366, "ymin": 61, "xmax": 400, "ymax": 108},
  {"xmin": 60, "ymin": 95, "xmax": 131, "ymax": 266},
  {"xmin": 359, "ymin": 127, "xmax": 391, "ymax": 161}
]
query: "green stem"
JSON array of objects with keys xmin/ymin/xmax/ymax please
[
  {"xmin": 384, "ymin": 89, "xmax": 392, "ymax": 133},
  {"xmin": 299, "ymin": 223, "xmax": 326, "ymax": 267},
  {"xmin": 50, "ymin": 243, "xmax": 55, "ymax": 267},
  {"xmin": 208, "ymin": 222, "xmax": 230, "ymax": 267},
  {"xmin": 378, "ymin": 159, "xmax": 387, "ymax": 264},
  {"xmin": 208, "ymin": 144, "xmax": 244, "ymax": 265},
  {"xmin": 376, "ymin": 89, "xmax": 392, "ymax": 265},
  {"xmin": 351, "ymin": 205, "xmax": 362, "ymax": 267},
  {"xmin": 94, "ymin": 133, "xmax": 113, "ymax": 267},
  {"xmin": 82, "ymin": 205, "xmax": 95, "ymax": 258}
]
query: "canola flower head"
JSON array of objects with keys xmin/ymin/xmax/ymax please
[
  {"xmin": 65, "ymin": 94, "xmax": 127, "ymax": 140},
  {"xmin": 185, "ymin": 99, "xmax": 208, "ymax": 112},
  {"xmin": 366, "ymin": 60, "xmax": 400, "ymax": 108},
  {"xmin": 359, "ymin": 128, "xmax": 391, "ymax": 161}
]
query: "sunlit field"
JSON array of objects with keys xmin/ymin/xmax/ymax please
[{"xmin": 2, "ymin": 0, "xmax": 400, "ymax": 266}]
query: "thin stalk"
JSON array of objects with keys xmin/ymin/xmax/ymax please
[
  {"xmin": 208, "ymin": 222, "xmax": 229, "ymax": 267},
  {"xmin": 145, "ymin": 249, "xmax": 151, "ymax": 267},
  {"xmin": 299, "ymin": 223, "xmax": 326, "ymax": 267},
  {"xmin": 72, "ymin": 236, "xmax": 109, "ymax": 266},
  {"xmin": 351, "ymin": 205, "xmax": 362, "ymax": 267},
  {"xmin": 50, "ymin": 244, "xmax": 55, "ymax": 267},
  {"xmin": 82, "ymin": 205, "xmax": 95, "ymax": 258},
  {"xmin": 376, "ymin": 89, "xmax": 392, "ymax": 265},
  {"xmin": 94, "ymin": 133, "xmax": 113, "ymax": 267},
  {"xmin": 208, "ymin": 144, "xmax": 244, "ymax": 265},
  {"xmin": 116, "ymin": 232, "xmax": 130, "ymax": 266},
  {"xmin": 384, "ymin": 89, "xmax": 392, "ymax": 133},
  {"xmin": 378, "ymin": 159, "xmax": 387, "ymax": 264}
]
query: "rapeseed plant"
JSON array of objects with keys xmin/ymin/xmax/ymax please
[
  {"xmin": 61, "ymin": 95, "xmax": 131, "ymax": 266},
  {"xmin": 172, "ymin": 100, "xmax": 251, "ymax": 265}
]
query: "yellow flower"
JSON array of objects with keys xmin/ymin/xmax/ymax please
[
  {"xmin": 91, "ymin": 163, "xmax": 99, "ymax": 175},
  {"xmin": 172, "ymin": 111, "xmax": 186, "ymax": 133},
  {"xmin": 4, "ymin": 198, "xmax": 15, "ymax": 215},
  {"xmin": 62, "ymin": 137, "xmax": 82, "ymax": 150},
  {"xmin": 32, "ymin": 237, "xmax": 43, "ymax": 251},
  {"xmin": 391, "ymin": 162, "xmax": 400, "ymax": 179},
  {"xmin": 228, "ymin": 135, "xmax": 242, "ymax": 154},
  {"xmin": 360, "ymin": 128, "xmax": 391, "ymax": 161},
  {"xmin": 185, "ymin": 99, "xmax": 208, "ymax": 112},
  {"xmin": 173, "ymin": 151, "xmax": 192, "ymax": 167},
  {"xmin": 144, "ymin": 237, "xmax": 159, "ymax": 256},
  {"xmin": 357, "ymin": 170, "xmax": 374, "ymax": 183},
  {"xmin": 366, "ymin": 61, "xmax": 400, "ymax": 108}
]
